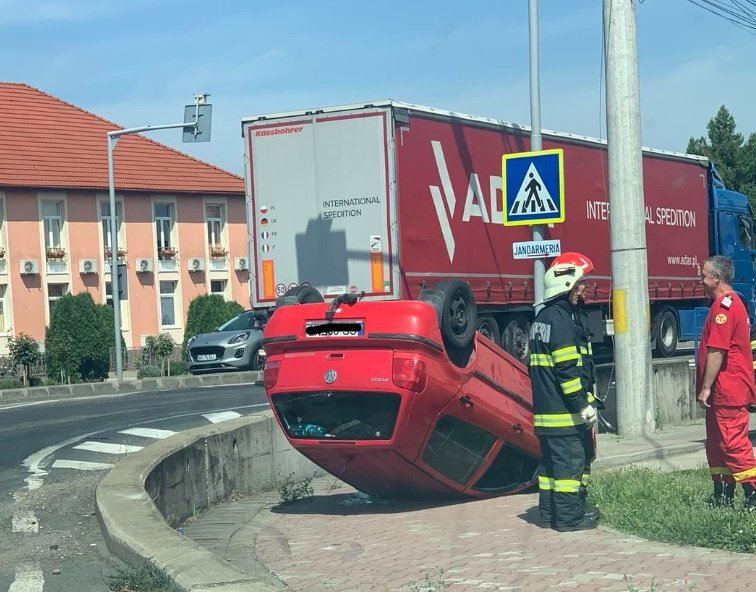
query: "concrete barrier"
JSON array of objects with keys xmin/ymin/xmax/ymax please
[{"xmin": 96, "ymin": 412, "xmax": 322, "ymax": 592}]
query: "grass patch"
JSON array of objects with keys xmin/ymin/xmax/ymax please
[
  {"xmin": 106, "ymin": 562, "xmax": 180, "ymax": 592},
  {"xmin": 590, "ymin": 467, "xmax": 756, "ymax": 554}
]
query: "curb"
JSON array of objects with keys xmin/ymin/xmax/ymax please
[
  {"xmin": 593, "ymin": 441, "xmax": 705, "ymax": 470},
  {"xmin": 0, "ymin": 370, "xmax": 263, "ymax": 407}
]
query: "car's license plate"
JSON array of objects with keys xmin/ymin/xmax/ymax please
[
  {"xmin": 197, "ymin": 354, "xmax": 216, "ymax": 361},
  {"xmin": 305, "ymin": 320, "xmax": 364, "ymax": 337}
]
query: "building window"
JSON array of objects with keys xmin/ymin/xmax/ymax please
[
  {"xmin": 206, "ymin": 204, "xmax": 225, "ymax": 248},
  {"xmin": 0, "ymin": 284, "xmax": 6, "ymax": 333},
  {"xmin": 160, "ymin": 281, "xmax": 177, "ymax": 326},
  {"xmin": 48, "ymin": 283, "xmax": 68, "ymax": 318},
  {"xmin": 154, "ymin": 203, "xmax": 174, "ymax": 251},
  {"xmin": 101, "ymin": 201, "xmax": 123, "ymax": 251},
  {"xmin": 42, "ymin": 201, "xmax": 64, "ymax": 249},
  {"xmin": 210, "ymin": 279, "xmax": 227, "ymax": 297}
]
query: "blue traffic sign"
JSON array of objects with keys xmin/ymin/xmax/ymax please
[{"xmin": 501, "ymin": 149, "xmax": 565, "ymax": 226}]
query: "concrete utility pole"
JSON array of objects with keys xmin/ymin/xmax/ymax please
[
  {"xmin": 528, "ymin": 0, "xmax": 545, "ymax": 311},
  {"xmin": 603, "ymin": 0, "xmax": 655, "ymax": 435}
]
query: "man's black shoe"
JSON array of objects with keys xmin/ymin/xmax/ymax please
[
  {"xmin": 553, "ymin": 514, "xmax": 597, "ymax": 532},
  {"xmin": 584, "ymin": 505, "xmax": 600, "ymax": 521}
]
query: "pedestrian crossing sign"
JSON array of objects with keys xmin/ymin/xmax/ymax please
[{"xmin": 502, "ymin": 149, "xmax": 565, "ymax": 226}]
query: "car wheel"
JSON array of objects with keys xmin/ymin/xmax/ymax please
[
  {"xmin": 435, "ymin": 280, "xmax": 477, "ymax": 350},
  {"xmin": 249, "ymin": 346, "xmax": 265, "ymax": 371},
  {"xmin": 475, "ymin": 316, "xmax": 501, "ymax": 346},
  {"xmin": 652, "ymin": 306, "xmax": 678, "ymax": 358},
  {"xmin": 502, "ymin": 314, "xmax": 531, "ymax": 364}
]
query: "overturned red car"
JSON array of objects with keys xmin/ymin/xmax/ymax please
[{"xmin": 262, "ymin": 281, "xmax": 539, "ymax": 499}]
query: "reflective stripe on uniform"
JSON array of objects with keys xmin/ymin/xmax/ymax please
[
  {"xmin": 581, "ymin": 473, "xmax": 591, "ymax": 487},
  {"xmin": 553, "ymin": 346, "xmax": 581, "ymax": 364},
  {"xmin": 733, "ymin": 466, "xmax": 756, "ymax": 482},
  {"xmin": 560, "ymin": 377, "xmax": 582, "ymax": 394},
  {"xmin": 586, "ymin": 393, "xmax": 596, "ymax": 404},
  {"xmin": 554, "ymin": 479, "xmax": 581, "ymax": 493},
  {"xmin": 538, "ymin": 476, "xmax": 556, "ymax": 490},
  {"xmin": 529, "ymin": 353, "xmax": 554, "ymax": 367},
  {"xmin": 534, "ymin": 413, "xmax": 585, "ymax": 428}
]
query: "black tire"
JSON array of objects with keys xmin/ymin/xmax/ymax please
[
  {"xmin": 475, "ymin": 316, "xmax": 501, "ymax": 345},
  {"xmin": 502, "ymin": 315, "xmax": 531, "ymax": 363},
  {"xmin": 275, "ymin": 285, "xmax": 324, "ymax": 308},
  {"xmin": 653, "ymin": 306, "xmax": 678, "ymax": 357},
  {"xmin": 435, "ymin": 280, "xmax": 477, "ymax": 350},
  {"xmin": 249, "ymin": 346, "xmax": 265, "ymax": 371}
]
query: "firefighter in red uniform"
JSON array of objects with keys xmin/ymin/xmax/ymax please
[
  {"xmin": 696, "ymin": 255, "xmax": 756, "ymax": 510},
  {"xmin": 529, "ymin": 252, "xmax": 599, "ymax": 531}
]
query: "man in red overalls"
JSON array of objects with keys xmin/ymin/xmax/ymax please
[{"xmin": 696, "ymin": 255, "xmax": 756, "ymax": 510}]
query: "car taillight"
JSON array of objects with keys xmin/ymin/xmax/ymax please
[
  {"xmin": 264, "ymin": 359, "xmax": 281, "ymax": 389},
  {"xmin": 392, "ymin": 358, "xmax": 427, "ymax": 392}
]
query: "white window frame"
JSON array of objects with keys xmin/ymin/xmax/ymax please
[
  {"xmin": 47, "ymin": 283, "xmax": 69, "ymax": 319},
  {"xmin": 0, "ymin": 196, "xmax": 6, "ymax": 274},
  {"xmin": 100, "ymin": 200, "xmax": 124, "ymax": 251},
  {"xmin": 206, "ymin": 203, "xmax": 225, "ymax": 248},
  {"xmin": 159, "ymin": 280, "xmax": 177, "ymax": 327},
  {"xmin": 0, "ymin": 284, "xmax": 7, "ymax": 334},
  {"xmin": 210, "ymin": 279, "xmax": 227, "ymax": 297},
  {"xmin": 154, "ymin": 202, "xmax": 175, "ymax": 250},
  {"xmin": 42, "ymin": 200, "xmax": 64, "ymax": 249}
]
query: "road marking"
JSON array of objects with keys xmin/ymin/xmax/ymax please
[
  {"xmin": 119, "ymin": 427, "xmax": 177, "ymax": 439},
  {"xmin": 11, "ymin": 509, "xmax": 39, "ymax": 534},
  {"xmin": 51, "ymin": 459, "xmax": 115, "ymax": 470},
  {"xmin": 202, "ymin": 410, "xmax": 242, "ymax": 423},
  {"xmin": 8, "ymin": 564, "xmax": 44, "ymax": 592},
  {"xmin": 73, "ymin": 441, "xmax": 143, "ymax": 454}
]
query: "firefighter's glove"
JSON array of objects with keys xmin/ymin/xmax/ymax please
[{"xmin": 580, "ymin": 405, "xmax": 597, "ymax": 426}]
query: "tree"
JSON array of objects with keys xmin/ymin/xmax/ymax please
[
  {"xmin": 8, "ymin": 333, "xmax": 41, "ymax": 387},
  {"xmin": 142, "ymin": 333, "xmax": 176, "ymax": 375},
  {"xmin": 182, "ymin": 295, "xmax": 244, "ymax": 354},
  {"xmin": 45, "ymin": 292, "xmax": 115, "ymax": 383},
  {"xmin": 687, "ymin": 105, "xmax": 755, "ymax": 206}
]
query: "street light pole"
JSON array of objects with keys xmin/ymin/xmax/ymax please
[
  {"xmin": 528, "ymin": 0, "xmax": 546, "ymax": 312},
  {"xmin": 107, "ymin": 94, "xmax": 211, "ymax": 382}
]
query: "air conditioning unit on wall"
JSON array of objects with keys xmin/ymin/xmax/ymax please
[
  {"xmin": 20, "ymin": 259, "xmax": 39, "ymax": 275},
  {"xmin": 188, "ymin": 257, "xmax": 205, "ymax": 272},
  {"xmin": 136, "ymin": 258, "xmax": 153, "ymax": 273},
  {"xmin": 234, "ymin": 256, "xmax": 248, "ymax": 271},
  {"xmin": 79, "ymin": 258, "xmax": 97, "ymax": 274}
]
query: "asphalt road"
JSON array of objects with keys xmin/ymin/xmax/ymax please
[{"xmin": 0, "ymin": 383, "xmax": 269, "ymax": 592}]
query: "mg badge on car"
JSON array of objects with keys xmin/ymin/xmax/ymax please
[{"xmin": 324, "ymin": 369, "xmax": 337, "ymax": 384}]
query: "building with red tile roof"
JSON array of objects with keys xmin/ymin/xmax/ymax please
[{"xmin": 0, "ymin": 83, "xmax": 249, "ymax": 359}]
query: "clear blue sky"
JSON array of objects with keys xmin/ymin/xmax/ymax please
[{"xmin": 2, "ymin": 0, "xmax": 754, "ymax": 176}]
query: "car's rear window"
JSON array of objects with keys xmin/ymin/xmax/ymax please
[{"xmin": 272, "ymin": 391, "xmax": 400, "ymax": 440}]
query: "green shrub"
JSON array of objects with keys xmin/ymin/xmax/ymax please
[
  {"xmin": 164, "ymin": 360, "xmax": 187, "ymax": 376},
  {"xmin": 182, "ymin": 295, "xmax": 244, "ymax": 354},
  {"xmin": 8, "ymin": 333, "xmax": 41, "ymax": 386},
  {"xmin": 0, "ymin": 376, "xmax": 22, "ymax": 390},
  {"xmin": 137, "ymin": 365, "xmax": 162, "ymax": 379},
  {"xmin": 45, "ymin": 292, "xmax": 123, "ymax": 383}
]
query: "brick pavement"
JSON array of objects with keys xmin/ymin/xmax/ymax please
[{"xmin": 253, "ymin": 484, "xmax": 756, "ymax": 592}]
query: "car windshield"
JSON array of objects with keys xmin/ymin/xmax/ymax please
[{"xmin": 218, "ymin": 312, "xmax": 257, "ymax": 332}]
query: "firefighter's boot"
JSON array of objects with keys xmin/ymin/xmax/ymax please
[
  {"xmin": 743, "ymin": 483, "xmax": 756, "ymax": 513},
  {"xmin": 708, "ymin": 481, "xmax": 735, "ymax": 508}
]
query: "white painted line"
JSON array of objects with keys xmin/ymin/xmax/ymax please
[
  {"xmin": 51, "ymin": 459, "xmax": 115, "ymax": 471},
  {"xmin": 202, "ymin": 410, "xmax": 242, "ymax": 423},
  {"xmin": 119, "ymin": 427, "xmax": 177, "ymax": 439},
  {"xmin": 8, "ymin": 564, "xmax": 44, "ymax": 592},
  {"xmin": 73, "ymin": 441, "xmax": 144, "ymax": 455},
  {"xmin": 11, "ymin": 510, "xmax": 39, "ymax": 534}
]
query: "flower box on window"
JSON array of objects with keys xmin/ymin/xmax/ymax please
[
  {"xmin": 158, "ymin": 247, "xmax": 177, "ymax": 259},
  {"xmin": 46, "ymin": 247, "xmax": 66, "ymax": 260},
  {"xmin": 209, "ymin": 245, "xmax": 228, "ymax": 258},
  {"xmin": 104, "ymin": 247, "xmax": 127, "ymax": 259}
]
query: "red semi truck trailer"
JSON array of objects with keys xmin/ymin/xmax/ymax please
[{"xmin": 241, "ymin": 101, "xmax": 755, "ymax": 362}]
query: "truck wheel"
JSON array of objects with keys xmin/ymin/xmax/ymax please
[
  {"xmin": 653, "ymin": 307, "xmax": 678, "ymax": 357},
  {"xmin": 435, "ymin": 280, "xmax": 477, "ymax": 350},
  {"xmin": 502, "ymin": 315, "xmax": 531, "ymax": 363},
  {"xmin": 475, "ymin": 316, "xmax": 501, "ymax": 346}
]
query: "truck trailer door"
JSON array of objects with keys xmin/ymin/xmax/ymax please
[{"xmin": 243, "ymin": 107, "xmax": 398, "ymax": 307}]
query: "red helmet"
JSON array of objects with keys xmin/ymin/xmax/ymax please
[
  {"xmin": 543, "ymin": 252, "xmax": 594, "ymax": 302},
  {"xmin": 549, "ymin": 252, "xmax": 594, "ymax": 274}
]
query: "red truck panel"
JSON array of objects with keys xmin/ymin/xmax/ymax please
[{"xmin": 395, "ymin": 114, "xmax": 709, "ymax": 306}]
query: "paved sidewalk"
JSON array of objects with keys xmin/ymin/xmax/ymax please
[{"xmin": 183, "ymin": 419, "xmax": 756, "ymax": 592}]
